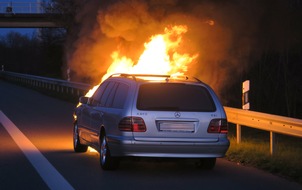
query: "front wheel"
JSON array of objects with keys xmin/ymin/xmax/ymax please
[
  {"xmin": 100, "ymin": 133, "xmax": 119, "ymax": 170},
  {"xmin": 73, "ymin": 123, "xmax": 88, "ymax": 152}
]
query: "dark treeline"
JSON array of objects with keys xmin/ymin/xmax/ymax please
[
  {"xmin": 224, "ymin": 47, "xmax": 302, "ymax": 119},
  {"xmin": 222, "ymin": 0, "xmax": 302, "ymax": 118},
  {"xmin": 0, "ymin": 28, "xmax": 65, "ymax": 78}
]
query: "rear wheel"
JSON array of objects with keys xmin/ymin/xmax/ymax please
[
  {"xmin": 100, "ymin": 132, "xmax": 119, "ymax": 170},
  {"xmin": 196, "ymin": 158, "xmax": 216, "ymax": 170},
  {"xmin": 73, "ymin": 123, "xmax": 88, "ymax": 152}
]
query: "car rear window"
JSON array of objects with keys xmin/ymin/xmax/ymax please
[{"xmin": 137, "ymin": 83, "xmax": 216, "ymax": 111}]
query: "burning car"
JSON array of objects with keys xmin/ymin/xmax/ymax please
[{"xmin": 73, "ymin": 73, "xmax": 230, "ymax": 170}]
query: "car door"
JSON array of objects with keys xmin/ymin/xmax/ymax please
[
  {"xmin": 98, "ymin": 82, "xmax": 130, "ymax": 138},
  {"xmin": 78, "ymin": 82, "xmax": 109, "ymax": 143},
  {"xmin": 89, "ymin": 81, "xmax": 117, "ymax": 144}
]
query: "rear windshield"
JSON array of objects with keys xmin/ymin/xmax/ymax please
[{"xmin": 137, "ymin": 83, "xmax": 216, "ymax": 111}]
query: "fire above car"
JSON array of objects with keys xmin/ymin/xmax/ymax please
[{"xmin": 83, "ymin": 25, "xmax": 198, "ymax": 98}]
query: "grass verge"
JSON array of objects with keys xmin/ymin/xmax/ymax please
[{"xmin": 225, "ymin": 132, "xmax": 302, "ymax": 184}]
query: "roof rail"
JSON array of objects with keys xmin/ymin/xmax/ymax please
[
  {"xmin": 109, "ymin": 73, "xmax": 202, "ymax": 83},
  {"xmin": 109, "ymin": 73, "xmax": 170, "ymax": 80},
  {"xmin": 193, "ymin": 77, "xmax": 202, "ymax": 83},
  {"xmin": 169, "ymin": 75, "xmax": 202, "ymax": 83}
]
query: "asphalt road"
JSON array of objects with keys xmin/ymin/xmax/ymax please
[{"xmin": 0, "ymin": 80, "xmax": 301, "ymax": 190}]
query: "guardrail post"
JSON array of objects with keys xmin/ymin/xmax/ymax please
[
  {"xmin": 270, "ymin": 131, "xmax": 276, "ymax": 156},
  {"xmin": 236, "ymin": 124, "xmax": 241, "ymax": 144}
]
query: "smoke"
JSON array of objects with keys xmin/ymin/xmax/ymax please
[{"xmin": 65, "ymin": 0, "xmax": 291, "ymax": 97}]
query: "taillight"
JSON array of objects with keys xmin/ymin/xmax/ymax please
[
  {"xmin": 207, "ymin": 119, "xmax": 228, "ymax": 134},
  {"xmin": 118, "ymin": 117, "xmax": 146, "ymax": 132}
]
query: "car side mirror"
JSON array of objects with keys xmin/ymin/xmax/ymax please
[{"xmin": 79, "ymin": 96, "xmax": 89, "ymax": 104}]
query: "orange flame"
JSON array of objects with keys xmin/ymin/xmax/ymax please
[{"xmin": 86, "ymin": 25, "xmax": 198, "ymax": 97}]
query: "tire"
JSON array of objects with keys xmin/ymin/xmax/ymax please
[
  {"xmin": 100, "ymin": 132, "xmax": 119, "ymax": 170},
  {"xmin": 196, "ymin": 158, "xmax": 216, "ymax": 170},
  {"xmin": 73, "ymin": 123, "xmax": 88, "ymax": 152}
]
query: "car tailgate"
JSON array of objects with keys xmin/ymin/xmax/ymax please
[{"xmin": 132, "ymin": 111, "xmax": 220, "ymax": 143}]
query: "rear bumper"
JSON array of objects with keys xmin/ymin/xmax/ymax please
[{"xmin": 107, "ymin": 136, "xmax": 230, "ymax": 158}]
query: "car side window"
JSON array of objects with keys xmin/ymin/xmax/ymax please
[
  {"xmin": 92, "ymin": 82, "xmax": 108, "ymax": 104},
  {"xmin": 92, "ymin": 81, "xmax": 129, "ymax": 108},
  {"xmin": 112, "ymin": 83, "xmax": 129, "ymax": 109},
  {"xmin": 99, "ymin": 82, "xmax": 116, "ymax": 106},
  {"xmin": 105, "ymin": 83, "xmax": 118, "ymax": 107}
]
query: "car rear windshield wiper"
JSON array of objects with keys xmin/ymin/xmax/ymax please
[{"xmin": 141, "ymin": 106, "xmax": 181, "ymax": 111}]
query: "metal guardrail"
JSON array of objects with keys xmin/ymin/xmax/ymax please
[
  {"xmin": 0, "ymin": 71, "xmax": 92, "ymax": 98},
  {"xmin": 224, "ymin": 107, "xmax": 302, "ymax": 155},
  {"xmin": 1, "ymin": 71, "xmax": 302, "ymax": 155}
]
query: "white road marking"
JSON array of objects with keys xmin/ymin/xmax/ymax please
[{"xmin": 0, "ymin": 111, "xmax": 74, "ymax": 190}]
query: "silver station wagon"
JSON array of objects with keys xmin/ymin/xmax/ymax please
[{"xmin": 73, "ymin": 74, "xmax": 230, "ymax": 170}]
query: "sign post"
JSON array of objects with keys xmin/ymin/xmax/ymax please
[{"xmin": 242, "ymin": 80, "xmax": 250, "ymax": 110}]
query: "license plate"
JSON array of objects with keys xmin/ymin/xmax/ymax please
[{"xmin": 159, "ymin": 122, "xmax": 195, "ymax": 132}]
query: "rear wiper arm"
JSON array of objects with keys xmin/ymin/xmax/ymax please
[{"xmin": 143, "ymin": 107, "xmax": 180, "ymax": 111}]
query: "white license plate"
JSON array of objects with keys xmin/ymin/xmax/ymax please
[{"xmin": 159, "ymin": 122, "xmax": 195, "ymax": 132}]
